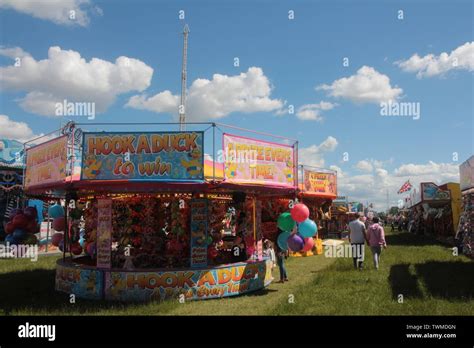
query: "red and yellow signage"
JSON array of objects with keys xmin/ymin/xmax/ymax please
[
  {"xmin": 303, "ymin": 169, "xmax": 337, "ymax": 195},
  {"xmin": 25, "ymin": 136, "xmax": 68, "ymax": 187}
]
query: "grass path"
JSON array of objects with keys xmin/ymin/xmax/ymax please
[
  {"xmin": 271, "ymin": 229, "xmax": 474, "ymax": 315},
  {"xmin": 0, "ymin": 229, "xmax": 472, "ymax": 315}
]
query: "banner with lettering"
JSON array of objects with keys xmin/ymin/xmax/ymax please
[
  {"xmin": 105, "ymin": 259, "xmax": 273, "ymax": 301},
  {"xmin": 303, "ymin": 169, "xmax": 337, "ymax": 195},
  {"xmin": 25, "ymin": 135, "xmax": 68, "ymax": 187},
  {"xmin": 223, "ymin": 133, "xmax": 295, "ymax": 187},
  {"xmin": 190, "ymin": 199, "xmax": 208, "ymax": 268},
  {"xmin": 97, "ymin": 198, "xmax": 113, "ymax": 269},
  {"xmin": 81, "ymin": 132, "xmax": 204, "ymax": 181},
  {"xmin": 460, "ymin": 155, "xmax": 474, "ymax": 191}
]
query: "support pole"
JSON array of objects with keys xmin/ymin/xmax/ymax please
[{"xmin": 212, "ymin": 123, "xmax": 216, "ymax": 182}]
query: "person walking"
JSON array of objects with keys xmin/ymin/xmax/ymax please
[
  {"xmin": 366, "ymin": 217, "xmax": 387, "ymax": 270},
  {"xmin": 348, "ymin": 213, "xmax": 367, "ymax": 270}
]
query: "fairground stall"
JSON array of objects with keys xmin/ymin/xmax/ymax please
[
  {"xmin": 456, "ymin": 156, "xmax": 474, "ymax": 257},
  {"xmin": 23, "ymin": 122, "xmax": 312, "ymax": 301},
  {"xmin": 324, "ymin": 196, "xmax": 358, "ymax": 239},
  {"xmin": 1, "ymin": 138, "xmax": 56, "ymax": 251},
  {"xmin": 406, "ymin": 182, "xmax": 461, "ymax": 243},
  {"xmin": 0, "ymin": 139, "xmax": 25, "ymax": 240}
]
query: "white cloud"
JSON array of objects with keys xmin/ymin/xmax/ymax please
[
  {"xmin": 126, "ymin": 91, "xmax": 179, "ymax": 114},
  {"xmin": 296, "ymin": 101, "xmax": 337, "ymax": 121},
  {"xmin": 355, "ymin": 160, "xmax": 373, "ymax": 172},
  {"xmin": 126, "ymin": 67, "xmax": 284, "ymax": 121},
  {"xmin": 0, "ymin": 46, "xmax": 30, "ymax": 59},
  {"xmin": 0, "ymin": 115, "xmax": 35, "ymax": 142},
  {"xmin": 317, "ymin": 66, "xmax": 403, "ymax": 104},
  {"xmin": 0, "ymin": 0, "xmax": 102, "ymax": 27},
  {"xmin": 0, "ymin": 46, "xmax": 153, "ymax": 117},
  {"xmin": 298, "ymin": 136, "xmax": 338, "ymax": 167},
  {"xmin": 336, "ymin": 160, "xmax": 459, "ymax": 210},
  {"xmin": 394, "ymin": 161, "xmax": 459, "ymax": 177},
  {"xmin": 396, "ymin": 41, "xmax": 474, "ymax": 78},
  {"xmin": 355, "ymin": 158, "xmax": 387, "ymax": 172},
  {"xmin": 0, "ymin": 114, "xmax": 55, "ymax": 144}
]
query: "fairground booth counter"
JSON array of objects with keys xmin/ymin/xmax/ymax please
[
  {"xmin": 22, "ymin": 121, "xmax": 336, "ymax": 301},
  {"xmin": 405, "ymin": 181, "xmax": 461, "ymax": 244}
]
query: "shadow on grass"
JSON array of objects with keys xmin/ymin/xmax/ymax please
[
  {"xmin": 0, "ymin": 269, "xmax": 176, "ymax": 315},
  {"xmin": 234, "ymin": 287, "xmax": 278, "ymax": 298},
  {"xmin": 385, "ymin": 231, "xmax": 441, "ymax": 247},
  {"xmin": 388, "ymin": 263, "xmax": 423, "ymax": 300},
  {"xmin": 415, "ymin": 261, "xmax": 474, "ymax": 300}
]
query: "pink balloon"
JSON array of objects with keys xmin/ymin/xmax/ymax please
[
  {"xmin": 302, "ymin": 237, "xmax": 315, "ymax": 252},
  {"xmin": 51, "ymin": 233, "xmax": 64, "ymax": 247},
  {"xmin": 53, "ymin": 217, "xmax": 65, "ymax": 232},
  {"xmin": 290, "ymin": 203, "xmax": 310, "ymax": 223}
]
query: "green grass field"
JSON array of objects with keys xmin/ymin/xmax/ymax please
[{"xmin": 0, "ymin": 229, "xmax": 473, "ymax": 315}]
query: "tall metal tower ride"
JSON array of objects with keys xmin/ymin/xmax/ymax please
[{"xmin": 179, "ymin": 24, "xmax": 190, "ymax": 131}]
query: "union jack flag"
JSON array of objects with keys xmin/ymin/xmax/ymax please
[{"xmin": 397, "ymin": 180, "xmax": 412, "ymax": 194}]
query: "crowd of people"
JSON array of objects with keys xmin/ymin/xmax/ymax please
[{"xmin": 389, "ymin": 215, "xmax": 409, "ymax": 232}]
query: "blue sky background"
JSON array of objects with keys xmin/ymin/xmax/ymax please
[{"xmin": 1, "ymin": 0, "xmax": 472, "ymax": 208}]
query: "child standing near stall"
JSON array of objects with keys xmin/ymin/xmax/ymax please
[{"xmin": 263, "ymin": 240, "xmax": 276, "ymax": 269}]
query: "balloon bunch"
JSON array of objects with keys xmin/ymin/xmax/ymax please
[
  {"xmin": 4, "ymin": 206, "xmax": 39, "ymax": 245},
  {"xmin": 276, "ymin": 203, "xmax": 318, "ymax": 252}
]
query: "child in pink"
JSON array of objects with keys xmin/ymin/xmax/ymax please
[{"xmin": 366, "ymin": 217, "xmax": 387, "ymax": 270}]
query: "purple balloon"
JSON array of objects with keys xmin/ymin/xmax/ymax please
[
  {"xmin": 24, "ymin": 206, "xmax": 38, "ymax": 219},
  {"xmin": 287, "ymin": 234, "xmax": 305, "ymax": 252}
]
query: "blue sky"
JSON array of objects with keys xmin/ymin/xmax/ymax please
[{"xmin": 0, "ymin": 0, "xmax": 473, "ymax": 209}]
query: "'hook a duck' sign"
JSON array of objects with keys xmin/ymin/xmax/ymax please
[{"xmin": 81, "ymin": 131, "xmax": 204, "ymax": 181}]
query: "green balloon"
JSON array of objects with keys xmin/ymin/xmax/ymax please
[{"xmin": 277, "ymin": 212, "xmax": 295, "ymax": 232}]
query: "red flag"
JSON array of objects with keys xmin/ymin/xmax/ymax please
[{"xmin": 397, "ymin": 180, "xmax": 412, "ymax": 194}]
